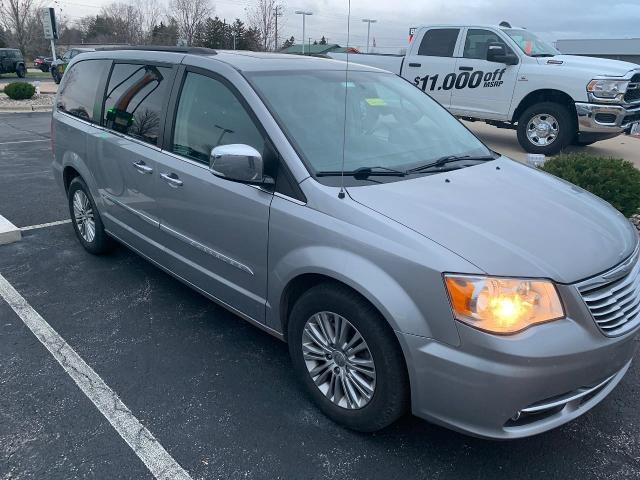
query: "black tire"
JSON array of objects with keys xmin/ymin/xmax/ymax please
[
  {"xmin": 288, "ymin": 282, "xmax": 409, "ymax": 432},
  {"xmin": 517, "ymin": 102, "xmax": 575, "ymax": 155},
  {"xmin": 16, "ymin": 65, "xmax": 26, "ymax": 78},
  {"xmin": 67, "ymin": 177, "xmax": 114, "ymax": 255}
]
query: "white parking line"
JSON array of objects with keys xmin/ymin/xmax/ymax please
[
  {"xmin": 0, "ymin": 274, "xmax": 193, "ymax": 480},
  {"xmin": 0, "ymin": 139, "xmax": 50, "ymax": 145},
  {"xmin": 21, "ymin": 219, "xmax": 72, "ymax": 231}
]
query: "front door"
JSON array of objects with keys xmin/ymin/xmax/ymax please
[
  {"xmin": 154, "ymin": 69, "xmax": 273, "ymax": 322},
  {"xmin": 403, "ymin": 27, "xmax": 462, "ymax": 107},
  {"xmin": 449, "ymin": 28, "xmax": 521, "ymax": 119},
  {"xmin": 91, "ymin": 61, "xmax": 176, "ymax": 245}
]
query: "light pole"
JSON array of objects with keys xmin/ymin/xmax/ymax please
[
  {"xmin": 295, "ymin": 10, "xmax": 313, "ymax": 54},
  {"xmin": 362, "ymin": 18, "xmax": 377, "ymax": 53}
]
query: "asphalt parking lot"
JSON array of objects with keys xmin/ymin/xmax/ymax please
[{"xmin": 1, "ymin": 112, "xmax": 639, "ymax": 480}]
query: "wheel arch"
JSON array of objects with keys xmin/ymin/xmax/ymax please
[
  {"xmin": 512, "ymin": 89, "xmax": 577, "ymax": 123},
  {"xmin": 271, "ymin": 249, "xmax": 435, "ymax": 342},
  {"xmin": 63, "ymin": 165, "xmax": 81, "ymax": 193}
]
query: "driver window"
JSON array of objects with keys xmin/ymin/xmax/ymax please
[
  {"xmin": 172, "ymin": 72, "xmax": 265, "ymax": 165},
  {"xmin": 463, "ymin": 29, "xmax": 509, "ymax": 59}
]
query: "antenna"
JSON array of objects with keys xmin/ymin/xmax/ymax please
[{"xmin": 338, "ymin": 0, "xmax": 351, "ymax": 200}]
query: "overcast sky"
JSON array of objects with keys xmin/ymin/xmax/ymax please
[{"xmin": 55, "ymin": 0, "xmax": 640, "ymax": 52}]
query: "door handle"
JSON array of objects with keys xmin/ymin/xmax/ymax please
[
  {"xmin": 408, "ymin": 62, "xmax": 421, "ymax": 67},
  {"xmin": 132, "ymin": 161, "xmax": 153, "ymax": 174},
  {"xmin": 160, "ymin": 172, "xmax": 183, "ymax": 187},
  {"xmin": 458, "ymin": 66, "xmax": 473, "ymax": 71}
]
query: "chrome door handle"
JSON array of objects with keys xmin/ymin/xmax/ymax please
[
  {"xmin": 132, "ymin": 161, "xmax": 153, "ymax": 174},
  {"xmin": 160, "ymin": 172, "xmax": 183, "ymax": 187}
]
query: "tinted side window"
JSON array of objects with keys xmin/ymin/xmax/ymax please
[
  {"xmin": 172, "ymin": 72, "xmax": 264, "ymax": 164},
  {"xmin": 417, "ymin": 29, "xmax": 460, "ymax": 57},
  {"xmin": 57, "ymin": 59, "xmax": 110, "ymax": 122},
  {"xmin": 463, "ymin": 29, "xmax": 508, "ymax": 59},
  {"xmin": 103, "ymin": 63, "xmax": 173, "ymax": 145}
]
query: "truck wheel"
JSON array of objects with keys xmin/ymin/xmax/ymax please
[
  {"xmin": 16, "ymin": 65, "xmax": 26, "ymax": 78},
  {"xmin": 517, "ymin": 102, "xmax": 574, "ymax": 155},
  {"xmin": 287, "ymin": 282, "xmax": 409, "ymax": 432}
]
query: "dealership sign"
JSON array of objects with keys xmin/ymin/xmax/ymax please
[{"xmin": 41, "ymin": 7, "xmax": 58, "ymax": 40}]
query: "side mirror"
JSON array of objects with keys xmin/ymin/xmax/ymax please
[
  {"xmin": 487, "ymin": 42, "xmax": 518, "ymax": 65},
  {"xmin": 209, "ymin": 144, "xmax": 271, "ymax": 185}
]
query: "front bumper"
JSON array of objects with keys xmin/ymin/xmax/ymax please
[
  {"xmin": 397, "ymin": 284, "xmax": 639, "ymax": 439},
  {"xmin": 576, "ymin": 101, "xmax": 640, "ymax": 133}
]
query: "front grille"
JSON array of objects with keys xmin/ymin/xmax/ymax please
[
  {"xmin": 578, "ymin": 247, "xmax": 640, "ymax": 337},
  {"xmin": 625, "ymin": 74, "xmax": 640, "ymax": 103}
]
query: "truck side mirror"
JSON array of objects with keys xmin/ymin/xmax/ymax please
[{"xmin": 487, "ymin": 43, "xmax": 518, "ymax": 65}]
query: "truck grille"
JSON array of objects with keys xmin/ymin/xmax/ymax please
[
  {"xmin": 625, "ymin": 74, "xmax": 640, "ymax": 103},
  {"xmin": 577, "ymin": 247, "xmax": 640, "ymax": 337}
]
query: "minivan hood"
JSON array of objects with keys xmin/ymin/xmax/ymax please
[
  {"xmin": 347, "ymin": 158, "xmax": 638, "ymax": 284},
  {"xmin": 541, "ymin": 55, "xmax": 639, "ymax": 77}
]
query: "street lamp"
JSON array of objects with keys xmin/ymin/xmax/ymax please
[
  {"xmin": 362, "ymin": 18, "xmax": 377, "ymax": 53},
  {"xmin": 295, "ymin": 10, "xmax": 313, "ymax": 55}
]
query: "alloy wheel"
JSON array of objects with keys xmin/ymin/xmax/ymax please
[
  {"xmin": 526, "ymin": 113, "xmax": 559, "ymax": 147},
  {"xmin": 302, "ymin": 311, "xmax": 376, "ymax": 409},
  {"xmin": 72, "ymin": 190, "xmax": 96, "ymax": 243}
]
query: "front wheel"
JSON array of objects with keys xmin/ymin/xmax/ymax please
[
  {"xmin": 288, "ymin": 283, "xmax": 409, "ymax": 432},
  {"xmin": 517, "ymin": 102, "xmax": 575, "ymax": 155},
  {"xmin": 16, "ymin": 65, "xmax": 26, "ymax": 78},
  {"xmin": 68, "ymin": 177, "xmax": 114, "ymax": 255}
]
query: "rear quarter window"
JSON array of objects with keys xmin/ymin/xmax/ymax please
[
  {"xmin": 56, "ymin": 59, "xmax": 110, "ymax": 122},
  {"xmin": 418, "ymin": 29, "xmax": 460, "ymax": 57}
]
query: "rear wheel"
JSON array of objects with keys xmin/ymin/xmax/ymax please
[
  {"xmin": 288, "ymin": 283, "xmax": 409, "ymax": 432},
  {"xmin": 16, "ymin": 65, "xmax": 26, "ymax": 78},
  {"xmin": 517, "ymin": 102, "xmax": 575, "ymax": 155},
  {"xmin": 68, "ymin": 177, "xmax": 114, "ymax": 255}
]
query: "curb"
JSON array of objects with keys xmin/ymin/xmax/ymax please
[
  {"xmin": 0, "ymin": 215, "xmax": 21, "ymax": 246},
  {"xmin": 0, "ymin": 106, "xmax": 52, "ymax": 113}
]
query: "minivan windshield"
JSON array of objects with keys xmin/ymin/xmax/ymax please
[
  {"xmin": 504, "ymin": 29, "xmax": 559, "ymax": 57},
  {"xmin": 247, "ymin": 70, "xmax": 492, "ymax": 182}
]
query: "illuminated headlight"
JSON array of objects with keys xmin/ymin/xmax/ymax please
[
  {"xmin": 587, "ymin": 79, "xmax": 629, "ymax": 99},
  {"xmin": 444, "ymin": 275, "xmax": 565, "ymax": 334}
]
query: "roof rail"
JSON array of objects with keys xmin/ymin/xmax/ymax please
[{"xmin": 95, "ymin": 45, "xmax": 217, "ymax": 55}]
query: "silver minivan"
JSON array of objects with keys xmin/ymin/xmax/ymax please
[{"xmin": 52, "ymin": 47, "xmax": 640, "ymax": 439}]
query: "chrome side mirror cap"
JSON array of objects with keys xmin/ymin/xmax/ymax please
[{"xmin": 209, "ymin": 144, "xmax": 270, "ymax": 185}]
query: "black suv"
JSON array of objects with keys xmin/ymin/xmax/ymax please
[{"xmin": 0, "ymin": 48, "xmax": 27, "ymax": 78}]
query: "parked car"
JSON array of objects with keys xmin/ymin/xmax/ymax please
[
  {"xmin": 0, "ymin": 48, "xmax": 27, "ymax": 78},
  {"xmin": 34, "ymin": 55, "xmax": 53, "ymax": 72},
  {"xmin": 52, "ymin": 47, "xmax": 640, "ymax": 439},
  {"xmin": 50, "ymin": 48, "xmax": 94, "ymax": 84},
  {"xmin": 329, "ymin": 23, "xmax": 640, "ymax": 155}
]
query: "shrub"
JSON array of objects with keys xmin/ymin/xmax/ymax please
[
  {"xmin": 541, "ymin": 153, "xmax": 640, "ymax": 218},
  {"xmin": 3, "ymin": 82, "xmax": 35, "ymax": 100}
]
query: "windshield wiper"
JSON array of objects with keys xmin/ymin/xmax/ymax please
[
  {"xmin": 406, "ymin": 154, "xmax": 495, "ymax": 174},
  {"xmin": 530, "ymin": 53, "xmax": 555, "ymax": 58},
  {"xmin": 316, "ymin": 166, "xmax": 407, "ymax": 179}
]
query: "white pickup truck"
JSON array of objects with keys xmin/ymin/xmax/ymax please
[{"xmin": 328, "ymin": 24, "xmax": 640, "ymax": 154}]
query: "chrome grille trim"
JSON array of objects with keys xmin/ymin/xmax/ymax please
[{"xmin": 576, "ymin": 244, "xmax": 640, "ymax": 337}]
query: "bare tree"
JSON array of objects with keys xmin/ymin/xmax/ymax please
[
  {"xmin": 139, "ymin": 0, "xmax": 165, "ymax": 43},
  {"xmin": 0, "ymin": 0, "xmax": 40, "ymax": 53},
  {"xmin": 170, "ymin": 0, "xmax": 212, "ymax": 46},
  {"xmin": 247, "ymin": 0, "xmax": 282, "ymax": 51},
  {"xmin": 101, "ymin": 2, "xmax": 144, "ymax": 44}
]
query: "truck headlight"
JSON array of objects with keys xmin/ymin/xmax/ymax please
[
  {"xmin": 587, "ymin": 79, "xmax": 629, "ymax": 99},
  {"xmin": 444, "ymin": 275, "xmax": 565, "ymax": 334}
]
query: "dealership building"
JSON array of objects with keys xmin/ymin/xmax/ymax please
[{"xmin": 555, "ymin": 38, "xmax": 640, "ymax": 64}]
